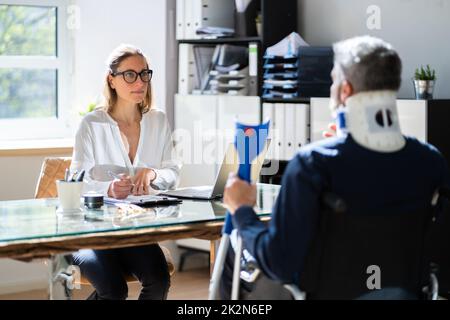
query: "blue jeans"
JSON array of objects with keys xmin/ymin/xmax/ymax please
[{"xmin": 72, "ymin": 244, "xmax": 170, "ymax": 300}]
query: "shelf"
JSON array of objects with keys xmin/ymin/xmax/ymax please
[
  {"xmin": 262, "ymin": 97, "xmax": 311, "ymax": 104},
  {"xmin": 178, "ymin": 37, "xmax": 261, "ymax": 45}
]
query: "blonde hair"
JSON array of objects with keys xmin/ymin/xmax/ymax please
[{"xmin": 100, "ymin": 44, "xmax": 153, "ymax": 114}]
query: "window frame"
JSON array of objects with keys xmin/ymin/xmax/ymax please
[{"xmin": 0, "ymin": 0, "xmax": 73, "ymax": 141}]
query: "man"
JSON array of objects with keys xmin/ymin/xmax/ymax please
[{"xmin": 220, "ymin": 36, "xmax": 450, "ymax": 299}]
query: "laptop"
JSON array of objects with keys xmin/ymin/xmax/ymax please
[{"xmin": 159, "ymin": 140, "xmax": 270, "ymax": 200}]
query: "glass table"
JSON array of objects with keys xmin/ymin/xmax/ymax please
[{"xmin": 0, "ymin": 183, "xmax": 280, "ymax": 299}]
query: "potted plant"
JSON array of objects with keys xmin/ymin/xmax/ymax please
[
  {"xmin": 413, "ymin": 65, "xmax": 436, "ymax": 100},
  {"xmin": 79, "ymin": 102, "xmax": 97, "ymax": 117}
]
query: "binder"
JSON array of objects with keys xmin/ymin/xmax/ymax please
[
  {"xmin": 178, "ymin": 44, "xmax": 197, "ymax": 94},
  {"xmin": 177, "ymin": 0, "xmax": 235, "ymax": 40},
  {"xmin": 284, "ymin": 104, "xmax": 296, "ymax": 160},
  {"xmin": 262, "ymin": 103, "xmax": 274, "ymax": 159},
  {"xmin": 191, "ymin": 0, "xmax": 202, "ymax": 39},
  {"xmin": 176, "ymin": 0, "xmax": 185, "ymax": 40},
  {"xmin": 184, "ymin": 0, "xmax": 195, "ymax": 39},
  {"xmin": 295, "ymin": 104, "xmax": 310, "ymax": 150},
  {"xmin": 248, "ymin": 42, "xmax": 258, "ymax": 96},
  {"xmin": 274, "ymin": 103, "xmax": 285, "ymax": 160}
]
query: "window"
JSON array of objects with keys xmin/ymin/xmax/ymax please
[{"xmin": 0, "ymin": 0, "xmax": 71, "ymax": 140}]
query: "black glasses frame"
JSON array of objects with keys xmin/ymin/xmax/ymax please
[{"xmin": 111, "ymin": 69, "xmax": 153, "ymax": 84}]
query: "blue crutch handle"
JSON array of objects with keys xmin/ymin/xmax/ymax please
[{"xmin": 222, "ymin": 120, "xmax": 270, "ymax": 235}]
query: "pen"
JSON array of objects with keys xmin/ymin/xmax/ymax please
[
  {"xmin": 108, "ymin": 170, "xmax": 135, "ymax": 187},
  {"xmin": 108, "ymin": 170, "xmax": 133, "ymax": 181},
  {"xmin": 76, "ymin": 170, "xmax": 85, "ymax": 182},
  {"xmin": 108, "ymin": 170, "xmax": 123, "ymax": 180},
  {"xmin": 64, "ymin": 168, "xmax": 70, "ymax": 182},
  {"xmin": 69, "ymin": 170, "xmax": 78, "ymax": 182}
]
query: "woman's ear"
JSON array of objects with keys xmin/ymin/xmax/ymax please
[
  {"xmin": 339, "ymin": 80, "xmax": 354, "ymax": 104},
  {"xmin": 108, "ymin": 75, "xmax": 115, "ymax": 89}
]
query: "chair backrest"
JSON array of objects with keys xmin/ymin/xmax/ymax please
[
  {"xmin": 299, "ymin": 197, "xmax": 433, "ymax": 300},
  {"xmin": 35, "ymin": 157, "xmax": 72, "ymax": 199},
  {"xmin": 427, "ymin": 189, "xmax": 450, "ymax": 299}
]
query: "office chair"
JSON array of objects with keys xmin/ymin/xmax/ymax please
[
  {"xmin": 296, "ymin": 191, "xmax": 444, "ymax": 300},
  {"xmin": 35, "ymin": 157, "xmax": 175, "ymax": 299},
  {"xmin": 233, "ymin": 191, "xmax": 443, "ymax": 300}
]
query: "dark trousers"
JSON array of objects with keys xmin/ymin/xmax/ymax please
[{"xmin": 72, "ymin": 244, "xmax": 170, "ymax": 300}]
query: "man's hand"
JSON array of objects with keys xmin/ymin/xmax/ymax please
[
  {"xmin": 131, "ymin": 168, "xmax": 157, "ymax": 196},
  {"xmin": 108, "ymin": 174, "xmax": 133, "ymax": 199},
  {"xmin": 322, "ymin": 123, "xmax": 337, "ymax": 138},
  {"xmin": 223, "ymin": 173, "xmax": 257, "ymax": 214}
]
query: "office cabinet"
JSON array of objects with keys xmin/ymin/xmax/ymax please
[
  {"xmin": 177, "ymin": 0, "xmax": 298, "ymax": 96},
  {"xmin": 262, "ymin": 102, "xmax": 310, "ymax": 161},
  {"xmin": 174, "ymin": 0, "xmax": 296, "ymax": 258},
  {"xmin": 174, "ymin": 94, "xmax": 216, "ymax": 187},
  {"xmin": 174, "ymin": 94, "xmax": 260, "ymax": 187},
  {"xmin": 311, "ymin": 98, "xmax": 429, "ymax": 143},
  {"xmin": 310, "ymin": 98, "xmax": 450, "ymax": 167},
  {"xmin": 260, "ymin": 98, "xmax": 450, "ymax": 186}
]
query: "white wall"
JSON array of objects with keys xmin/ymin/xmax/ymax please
[
  {"xmin": 72, "ymin": 0, "xmax": 173, "ymax": 122},
  {"xmin": 297, "ymin": 0, "xmax": 450, "ymax": 99},
  {"xmin": 0, "ymin": 154, "xmax": 71, "ymax": 201},
  {"xmin": 0, "ymin": 0, "xmax": 181, "ymax": 295},
  {"xmin": 0, "ymin": 153, "xmax": 71, "ymax": 295}
]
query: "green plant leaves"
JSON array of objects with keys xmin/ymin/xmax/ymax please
[{"xmin": 414, "ymin": 64, "xmax": 436, "ymax": 81}]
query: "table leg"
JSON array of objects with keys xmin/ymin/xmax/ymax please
[
  {"xmin": 47, "ymin": 254, "xmax": 75, "ymax": 300},
  {"xmin": 209, "ymin": 239, "xmax": 220, "ymax": 276}
]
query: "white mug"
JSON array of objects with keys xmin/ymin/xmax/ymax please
[{"xmin": 56, "ymin": 180, "xmax": 83, "ymax": 214}]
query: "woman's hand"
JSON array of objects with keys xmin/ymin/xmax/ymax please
[
  {"xmin": 108, "ymin": 174, "xmax": 133, "ymax": 199},
  {"xmin": 132, "ymin": 168, "xmax": 157, "ymax": 195},
  {"xmin": 322, "ymin": 123, "xmax": 337, "ymax": 138}
]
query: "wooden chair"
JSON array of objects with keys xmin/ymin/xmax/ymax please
[{"xmin": 35, "ymin": 157, "xmax": 175, "ymax": 288}]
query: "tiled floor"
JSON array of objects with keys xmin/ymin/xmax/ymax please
[{"xmin": 0, "ymin": 267, "xmax": 210, "ymax": 300}]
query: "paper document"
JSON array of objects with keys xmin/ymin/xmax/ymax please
[
  {"xmin": 264, "ymin": 71, "xmax": 298, "ymax": 79},
  {"xmin": 196, "ymin": 26, "xmax": 235, "ymax": 37},
  {"xmin": 264, "ymin": 79, "xmax": 298, "ymax": 86},
  {"xmin": 266, "ymin": 32, "xmax": 309, "ymax": 58}
]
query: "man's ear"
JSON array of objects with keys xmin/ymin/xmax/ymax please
[{"xmin": 339, "ymin": 80, "xmax": 354, "ymax": 104}]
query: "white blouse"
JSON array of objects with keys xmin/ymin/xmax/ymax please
[{"xmin": 70, "ymin": 108, "xmax": 181, "ymax": 195}]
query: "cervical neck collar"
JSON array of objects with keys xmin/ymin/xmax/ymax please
[{"xmin": 336, "ymin": 90, "xmax": 405, "ymax": 152}]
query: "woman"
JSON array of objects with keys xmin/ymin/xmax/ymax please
[{"xmin": 70, "ymin": 44, "xmax": 180, "ymax": 300}]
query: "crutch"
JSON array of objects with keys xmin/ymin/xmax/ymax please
[{"xmin": 209, "ymin": 120, "xmax": 270, "ymax": 300}]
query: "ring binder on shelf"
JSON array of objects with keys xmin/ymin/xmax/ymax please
[{"xmin": 176, "ymin": 0, "xmax": 235, "ymax": 40}]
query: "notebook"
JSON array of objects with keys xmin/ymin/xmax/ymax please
[{"xmin": 104, "ymin": 194, "xmax": 182, "ymax": 207}]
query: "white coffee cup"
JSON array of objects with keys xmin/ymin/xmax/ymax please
[{"xmin": 56, "ymin": 180, "xmax": 83, "ymax": 214}]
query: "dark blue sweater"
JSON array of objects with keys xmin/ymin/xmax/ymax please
[{"xmin": 232, "ymin": 134, "xmax": 450, "ymax": 285}]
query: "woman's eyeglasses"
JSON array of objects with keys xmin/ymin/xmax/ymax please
[{"xmin": 111, "ymin": 69, "xmax": 153, "ymax": 84}]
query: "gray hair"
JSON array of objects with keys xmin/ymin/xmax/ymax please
[{"xmin": 333, "ymin": 36, "xmax": 402, "ymax": 92}]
